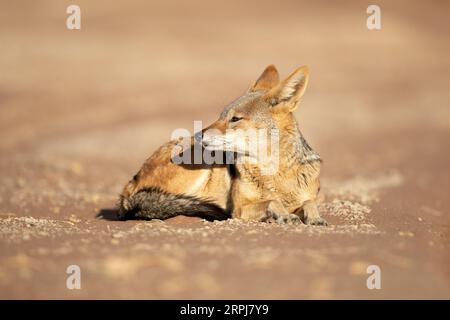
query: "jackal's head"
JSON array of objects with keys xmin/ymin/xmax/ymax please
[{"xmin": 198, "ymin": 65, "xmax": 309, "ymax": 156}]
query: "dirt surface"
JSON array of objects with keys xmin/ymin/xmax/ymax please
[{"xmin": 0, "ymin": 0, "xmax": 449, "ymax": 299}]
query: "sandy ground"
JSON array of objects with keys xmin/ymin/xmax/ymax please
[{"xmin": 0, "ymin": 0, "xmax": 449, "ymax": 299}]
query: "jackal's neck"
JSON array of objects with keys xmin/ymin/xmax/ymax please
[
  {"xmin": 235, "ymin": 115, "xmax": 320, "ymax": 180},
  {"xmin": 279, "ymin": 116, "xmax": 321, "ymax": 165}
]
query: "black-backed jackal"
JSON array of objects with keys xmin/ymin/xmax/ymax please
[{"xmin": 119, "ymin": 65, "xmax": 326, "ymax": 225}]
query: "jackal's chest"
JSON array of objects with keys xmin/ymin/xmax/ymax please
[
  {"xmin": 234, "ymin": 162, "xmax": 320, "ymax": 213},
  {"xmin": 270, "ymin": 177, "xmax": 315, "ymax": 210}
]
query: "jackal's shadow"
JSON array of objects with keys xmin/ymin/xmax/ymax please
[{"xmin": 96, "ymin": 208, "xmax": 121, "ymax": 221}]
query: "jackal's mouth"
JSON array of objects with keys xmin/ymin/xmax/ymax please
[
  {"xmin": 202, "ymin": 139, "xmax": 227, "ymax": 151},
  {"xmin": 194, "ymin": 131, "xmax": 225, "ymax": 151},
  {"xmin": 199, "ymin": 131, "xmax": 227, "ymax": 151}
]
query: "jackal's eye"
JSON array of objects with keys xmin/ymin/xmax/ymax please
[{"xmin": 230, "ymin": 116, "xmax": 243, "ymax": 123}]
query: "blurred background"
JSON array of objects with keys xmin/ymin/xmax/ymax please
[{"xmin": 0, "ymin": 0, "xmax": 448, "ymax": 299}]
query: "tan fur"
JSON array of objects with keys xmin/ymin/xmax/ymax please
[{"xmin": 121, "ymin": 139, "xmax": 231, "ymax": 211}]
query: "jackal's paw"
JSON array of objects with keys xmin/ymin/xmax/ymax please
[
  {"xmin": 305, "ymin": 216, "xmax": 328, "ymax": 226},
  {"xmin": 272, "ymin": 213, "xmax": 302, "ymax": 225}
]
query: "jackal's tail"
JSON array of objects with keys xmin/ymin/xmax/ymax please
[{"xmin": 118, "ymin": 187, "xmax": 229, "ymax": 221}]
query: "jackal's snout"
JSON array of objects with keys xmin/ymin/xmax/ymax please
[
  {"xmin": 196, "ymin": 120, "xmax": 228, "ymax": 150},
  {"xmin": 194, "ymin": 130, "xmax": 203, "ymax": 144},
  {"xmin": 201, "ymin": 129, "xmax": 227, "ymax": 150}
]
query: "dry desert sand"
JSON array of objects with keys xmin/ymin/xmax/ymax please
[{"xmin": 0, "ymin": 0, "xmax": 449, "ymax": 299}]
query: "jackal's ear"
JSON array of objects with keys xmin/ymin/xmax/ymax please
[
  {"xmin": 249, "ymin": 65, "xmax": 280, "ymax": 92},
  {"xmin": 265, "ymin": 65, "xmax": 309, "ymax": 112}
]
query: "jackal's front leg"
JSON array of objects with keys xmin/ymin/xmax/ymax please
[
  {"xmin": 239, "ymin": 200, "xmax": 302, "ymax": 225},
  {"xmin": 302, "ymin": 200, "xmax": 327, "ymax": 226}
]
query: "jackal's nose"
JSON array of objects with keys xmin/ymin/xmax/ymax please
[{"xmin": 194, "ymin": 131, "xmax": 203, "ymax": 144}]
